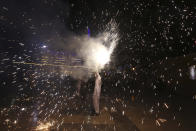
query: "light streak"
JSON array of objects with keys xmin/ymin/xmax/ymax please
[
  {"xmin": 164, "ymin": 103, "xmax": 169, "ymax": 109},
  {"xmin": 34, "ymin": 121, "xmax": 54, "ymax": 131},
  {"xmin": 13, "ymin": 62, "xmax": 91, "ymax": 69}
]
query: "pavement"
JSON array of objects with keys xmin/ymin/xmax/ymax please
[
  {"xmin": 1, "ymin": 92, "xmax": 195, "ymax": 131},
  {"xmin": 0, "ymin": 53, "xmax": 196, "ymax": 131},
  {"xmin": 0, "ymin": 95, "xmax": 139, "ymax": 131}
]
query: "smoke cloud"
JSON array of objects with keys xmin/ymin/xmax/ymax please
[{"xmin": 45, "ymin": 21, "xmax": 119, "ymax": 80}]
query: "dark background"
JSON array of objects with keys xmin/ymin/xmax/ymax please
[{"xmin": 0, "ymin": 0, "xmax": 196, "ymax": 100}]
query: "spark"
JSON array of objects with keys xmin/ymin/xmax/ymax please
[
  {"xmin": 156, "ymin": 118, "xmax": 167, "ymax": 127},
  {"xmin": 35, "ymin": 121, "xmax": 54, "ymax": 131},
  {"xmin": 164, "ymin": 103, "xmax": 169, "ymax": 109},
  {"xmin": 189, "ymin": 65, "xmax": 196, "ymax": 80},
  {"xmin": 21, "ymin": 108, "xmax": 26, "ymax": 111}
]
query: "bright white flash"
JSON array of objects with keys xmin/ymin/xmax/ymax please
[
  {"xmin": 82, "ymin": 21, "xmax": 119, "ymax": 72},
  {"xmin": 93, "ymin": 45, "xmax": 110, "ymax": 68}
]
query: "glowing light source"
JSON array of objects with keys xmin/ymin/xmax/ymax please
[
  {"xmin": 93, "ymin": 45, "xmax": 110, "ymax": 68},
  {"xmin": 41, "ymin": 45, "xmax": 47, "ymax": 48}
]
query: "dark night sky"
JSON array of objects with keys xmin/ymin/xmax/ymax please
[
  {"xmin": 0, "ymin": 0, "xmax": 195, "ymax": 84},
  {"xmin": 0, "ymin": 0, "xmax": 195, "ymax": 68}
]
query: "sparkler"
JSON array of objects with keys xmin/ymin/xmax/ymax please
[
  {"xmin": 82, "ymin": 21, "xmax": 119, "ymax": 72},
  {"xmin": 87, "ymin": 27, "xmax": 110, "ymax": 69},
  {"xmin": 13, "ymin": 61, "xmax": 88, "ymax": 68},
  {"xmin": 13, "ymin": 21, "xmax": 119, "ymax": 77}
]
